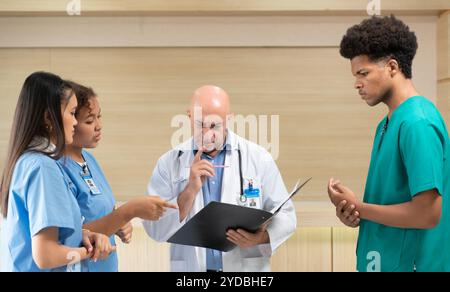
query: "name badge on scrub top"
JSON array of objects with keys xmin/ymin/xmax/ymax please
[
  {"xmin": 240, "ymin": 178, "xmax": 262, "ymax": 209},
  {"xmin": 80, "ymin": 166, "xmax": 101, "ymax": 195}
]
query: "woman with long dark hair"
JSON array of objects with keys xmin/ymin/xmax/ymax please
[{"xmin": 0, "ymin": 72, "xmax": 115, "ymax": 272}]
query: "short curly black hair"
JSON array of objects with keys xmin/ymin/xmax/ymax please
[
  {"xmin": 340, "ymin": 15, "xmax": 418, "ymax": 79},
  {"xmin": 65, "ymin": 80, "xmax": 97, "ymax": 117}
]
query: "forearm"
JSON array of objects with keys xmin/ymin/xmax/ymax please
[
  {"xmin": 84, "ymin": 204, "xmax": 134, "ymax": 236},
  {"xmin": 177, "ymin": 187, "xmax": 196, "ymax": 222},
  {"xmin": 32, "ymin": 243, "xmax": 89, "ymax": 270},
  {"xmin": 359, "ymin": 200, "xmax": 441, "ymax": 229}
]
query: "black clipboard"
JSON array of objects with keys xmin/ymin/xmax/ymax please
[{"xmin": 167, "ymin": 177, "xmax": 311, "ymax": 252}]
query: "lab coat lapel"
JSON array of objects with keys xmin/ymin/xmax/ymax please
[
  {"xmin": 221, "ymin": 131, "xmax": 240, "ymax": 205},
  {"xmin": 221, "ymin": 150, "xmax": 239, "ymax": 205}
]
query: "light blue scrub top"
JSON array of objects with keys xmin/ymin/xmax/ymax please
[
  {"xmin": 0, "ymin": 152, "xmax": 86, "ymax": 272},
  {"xmin": 58, "ymin": 150, "xmax": 118, "ymax": 272}
]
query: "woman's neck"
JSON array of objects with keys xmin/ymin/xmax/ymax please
[{"xmin": 65, "ymin": 145, "xmax": 84, "ymax": 163}]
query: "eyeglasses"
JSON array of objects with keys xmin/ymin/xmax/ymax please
[{"xmin": 194, "ymin": 120, "xmax": 223, "ymax": 130}]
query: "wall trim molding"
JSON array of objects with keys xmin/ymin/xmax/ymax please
[{"xmin": 0, "ymin": 15, "xmax": 437, "ymax": 48}]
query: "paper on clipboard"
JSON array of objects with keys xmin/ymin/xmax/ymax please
[{"xmin": 270, "ymin": 177, "xmax": 312, "ymax": 215}]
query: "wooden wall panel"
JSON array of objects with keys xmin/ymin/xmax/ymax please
[
  {"xmin": 438, "ymin": 11, "xmax": 450, "ymax": 81},
  {"xmin": 0, "ymin": 47, "xmax": 397, "ymax": 202},
  {"xmin": 116, "ymin": 225, "xmax": 170, "ymax": 272},
  {"xmin": 332, "ymin": 227, "xmax": 358, "ymax": 272},
  {"xmin": 271, "ymin": 227, "xmax": 332, "ymax": 272},
  {"xmin": 47, "ymin": 47, "xmax": 383, "ymax": 201},
  {"xmin": 114, "ymin": 226, "xmax": 358, "ymax": 272},
  {"xmin": 437, "ymin": 11, "xmax": 450, "ymax": 124},
  {"xmin": 0, "ymin": 49, "xmax": 51, "ymax": 157}
]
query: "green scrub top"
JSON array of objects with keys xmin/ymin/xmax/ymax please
[{"xmin": 356, "ymin": 96, "xmax": 450, "ymax": 272}]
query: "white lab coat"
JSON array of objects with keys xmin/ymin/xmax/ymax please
[{"xmin": 142, "ymin": 130, "xmax": 296, "ymax": 272}]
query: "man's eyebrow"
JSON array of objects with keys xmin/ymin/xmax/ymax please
[{"xmin": 355, "ymin": 68, "xmax": 367, "ymax": 75}]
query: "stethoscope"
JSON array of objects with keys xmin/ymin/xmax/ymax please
[
  {"xmin": 237, "ymin": 148, "xmax": 246, "ymax": 203},
  {"xmin": 179, "ymin": 145, "xmax": 246, "ymax": 202}
]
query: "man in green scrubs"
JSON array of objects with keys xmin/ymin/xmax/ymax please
[{"xmin": 327, "ymin": 15, "xmax": 450, "ymax": 272}]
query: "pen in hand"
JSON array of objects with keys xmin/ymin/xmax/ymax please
[{"xmin": 185, "ymin": 165, "xmax": 229, "ymax": 168}]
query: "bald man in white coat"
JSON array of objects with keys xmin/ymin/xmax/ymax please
[{"xmin": 143, "ymin": 86, "xmax": 296, "ymax": 272}]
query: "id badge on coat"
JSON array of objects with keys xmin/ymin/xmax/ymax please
[{"xmin": 238, "ymin": 178, "xmax": 262, "ymax": 209}]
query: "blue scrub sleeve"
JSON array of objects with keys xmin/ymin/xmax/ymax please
[
  {"xmin": 26, "ymin": 161, "xmax": 78, "ymax": 237},
  {"xmin": 400, "ymin": 120, "xmax": 445, "ymax": 197}
]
